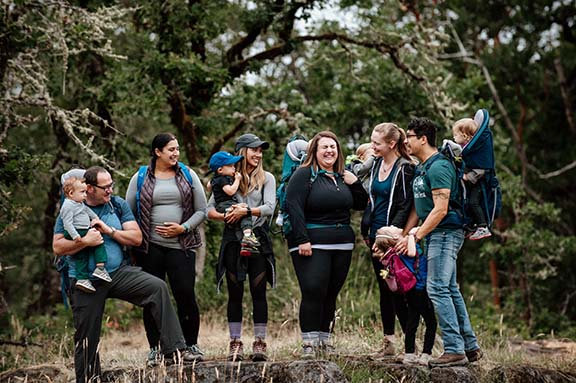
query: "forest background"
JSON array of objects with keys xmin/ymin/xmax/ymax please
[{"xmin": 1, "ymin": 0, "xmax": 575, "ymax": 371}]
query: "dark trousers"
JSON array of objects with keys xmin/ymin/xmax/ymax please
[
  {"xmin": 291, "ymin": 248, "xmax": 352, "ymax": 333},
  {"xmin": 404, "ymin": 288, "xmax": 437, "ymax": 354},
  {"xmin": 467, "ymin": 181, "xmax": 487, "ymax": 226},
  {"xmin": 137, "ymin": 243, "xmax": 200, "ymax": 347},
  {"xmin": 370, "ymin": 240, "xmax": 409, "ymax": 336},
  {"xmin": 70, "ymin": 265, "xmax": 185, "ymax": 383},
  {"xmin": 224, "ymin": 241, "xmax": 268, "ymax": 323}
]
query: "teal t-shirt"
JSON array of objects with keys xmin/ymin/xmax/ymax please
[
  {"xmin": 413, "ymin": 153, "xmax": 461, "ymax": 229},
  {"xmin": 54, "ymin": 197, "xmax": 135, "ymax": 278}
]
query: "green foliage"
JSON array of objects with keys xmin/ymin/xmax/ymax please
[
  {"xmin": 0, "ymin": 0, "xmax": 575, "ymax": 354},
  {"xmin": 0, "ymin": 147, "xmax": 51, "ymax": 237}
]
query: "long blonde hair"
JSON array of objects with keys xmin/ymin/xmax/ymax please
[
  {"xmin": 236, "ymin": 146, "xmax": 266, "ymax": 195},
  {"xmin": 373, "ymin": 122, "xmax": 412, "ymax": 162}
]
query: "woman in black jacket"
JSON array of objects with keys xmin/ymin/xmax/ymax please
[
  {"xmin": 285, "ymin": 131, "xmax": 368, "ymax": 359},
  {"xmin": 366, "ymin": 122, "xmax": 417, "ymax": 356}
]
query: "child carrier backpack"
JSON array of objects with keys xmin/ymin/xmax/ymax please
[
  {"xmin": 379, "ymin": 247, "xmax": 419, "ymax": 294},
  {"xmin": 275, "ymin": 135, "xmax": 309, "ymax": 236},
  {"xmin": 427, "ymin": 109, "xmax": 502, "ymax": 230}
]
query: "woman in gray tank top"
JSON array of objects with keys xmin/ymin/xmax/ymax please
[{"xmin": 126, "ymin": 133, "xmax": 207, "ymax": 365}]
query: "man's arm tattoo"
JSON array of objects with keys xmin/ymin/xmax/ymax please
[{"xmin": 432, "ymin": 191, "xmax": 450, "ymax": 200}]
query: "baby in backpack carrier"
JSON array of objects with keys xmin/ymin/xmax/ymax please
[
  {"xmin": 374, "ymin": 226, "xmax": 437, "ymax": 366},
  {"xmin": 452, "ymin": 118, "xmax": 492, "ymax": 240}
]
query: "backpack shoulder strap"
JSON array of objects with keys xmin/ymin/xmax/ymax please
[
  {"xmin": 110, "ymin": 196, "xmax": 124, "ymax": 222},
  {"xmin": 135, "ymin": 165, "xmax": 148, "ymax": 220},
  {"xmin": 178, "ymin": 162, "xmax": 194, "ymax": 185}
]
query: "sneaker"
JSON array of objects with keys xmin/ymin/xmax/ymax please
[
  {"xmin": 251, "ymin": 338, "xmax": 267, "ymax": 362},
  {"xmin": 240, "ymin": 239, "xmax": 260, "ymax": 257},
  {"xmin": 402, "ymin": 353, "xmax": 419, "ymax": 365},
  {"xmin": 242, "ymin": 233, "xmax": 260, "ymax": 247},
  {"xmin": 146, "ymin": 347, "xmax": 162, "ymax": 367},
  {"xmin": 228, "ymin": 339, "xmax": 244, "ymax": 361},
  {"xmin": 92, "ymin": 266, "xmax": 112, "ymax": 282},
  {"xmin": 75, "ymin": 279, "xmax": 96, "ymax": 293},
  {"xmin": 469, "ymin": 227, "xmax": 492, "ymax": 241},
  {"xmin": 428, "ymin": 353, "xmax": 468, "ymax": 368},
  {"xmin": 418, "ymin": 353, "xmax": 432, "ymax": 366},
  {"xmin": 301, "ymin": 341, "xmax": 316, "ymax": 360},
  {"xmin": 465, "ymin": 348, "xmax": 484, "ymax": 363},
  {"xmin": 183, "ymin": 344, "xmax": 204, "ymax": 362}
]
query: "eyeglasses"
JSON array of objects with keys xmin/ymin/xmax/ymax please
[
  {"xmin": 406, "ymin": 134, "xmax": 419, "ymax": 139},
  {"xmin": 92, "ymin": 182, "xmax": 115, "ymax": 191}
]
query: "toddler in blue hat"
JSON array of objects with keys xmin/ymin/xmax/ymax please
[{"xmin": 209, "ymin": 151, "xmax": 260, "ymax": 256}]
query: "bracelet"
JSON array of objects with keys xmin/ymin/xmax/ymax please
[
  {"xmin": 246, "ymin": 207, "xmax": 252, "ymax": 217},
  {"xmin": 182, "ymin": 222, "xmax": 190, "ymax": 233}
]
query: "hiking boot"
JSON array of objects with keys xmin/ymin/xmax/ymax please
[
  {"xmin": 418, "ymin": 353, "xmax": 432, "ymax": 366},
  {"xmin": 92, "ymin": 266, "xmax": 112, "ymax": 282},
  {"xmin": 76, "ymin": 279, "xmax": 96, "ymax": 293},
  {"xmin": 228, "ymin": 339, "xmax": 244, "ymax": 361},
  {"xmin": 402, "ymin": 353, "xmax": 419, "ymax": 365},
  {"xmin": 376, "ymin": 337, "xmax": 396, "ymax": 357},
  {"xmin": 466, "ymin": 348, "xmax": 484, "ymax": 363},
  {"xmin": 146, "ymin": 347, "xmax": 162, "ymax": 367},
  {"xmin": 301, "ymin": 341, "xmax": 316, "ymax": 360},
  {"xmin": 183, "ymin": 344, "xmax": 204, "ymax": 362},
  {"xmin": 251, "ymin": 338, "xmax": 267, "ymax": 362},
  {"xmin": 428, "ymin": 353, "xmax": 468, "ymax": 367},
  {"xmin": 469, "ymin": 227, "xmax": 492, "ymax": 240},
  {"xmin": 319, "ymin": 339, "xmax": 336, "ymax": 358}
]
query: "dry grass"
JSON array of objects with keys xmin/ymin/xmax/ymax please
[{"xmin": 97, "ymin": 317, "xmax": 576, "ymax": 372}]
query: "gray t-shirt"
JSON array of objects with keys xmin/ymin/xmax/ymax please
[
  {"xmin": 208, "ymin": 171, "xmax": 276, "ymax": 228},
  {"xmin": 126, "ymin": 168, "xmax": 207, "ymax": 249},
  {"xmin": 60, "ymin": 199, "xmax": 98, "ymax": 239}
]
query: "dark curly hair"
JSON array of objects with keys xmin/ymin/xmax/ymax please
[{"xmin": 407, "ymin": 117, "xmax": 437, "ymax": 148}]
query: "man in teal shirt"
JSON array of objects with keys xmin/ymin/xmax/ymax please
[
  {"xmin": 403, "ymin": 118, "xmax": 483, "ymax": 367},
  {"xmin": 53, "ymin": 166, "xmax": 198, "ymax": 382}
]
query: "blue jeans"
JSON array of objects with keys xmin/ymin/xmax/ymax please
[{"xmin": 426, "ymin": 229, "xmax": 478, "ymax": 354}]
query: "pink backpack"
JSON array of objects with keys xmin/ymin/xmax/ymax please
[{"xmin": 379, "ymin": 248, "xmax": 417, "ymax": 294}]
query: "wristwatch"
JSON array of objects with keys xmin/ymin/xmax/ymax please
[
  {"xmin": 109, "ymin": 227, "xmax": 117, "ymax": 237},
  {"xmin": 246, "ymin": 207, "xmax": 252, "ymax": 217},
  {"xmin": 182, "ymin": 222, "xmax": 190, "ymax": 233}
]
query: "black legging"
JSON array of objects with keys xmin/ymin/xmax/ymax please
[
  {"xmin": 404, "ymin": 288, "xmax": 437, "ymax": 354},
  {"xmin": 138, "ymin": 243, "xmax": 200, "ymax": 347},
  {"xmin": 370, "ymin": 240, "xmax": 409, "ymax": 336},
  {"xmin": 224, "ymin": 241, "xmax": 268, "ymax": 323},
  {"xmin": 467, "ymin": 181, "xmax": 487, "ymax": 226},
  {"xmin": 291, "ymin": 248, "xmax": 352, "ymax": 333}
]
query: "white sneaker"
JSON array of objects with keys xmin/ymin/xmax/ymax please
[
  {"xmin": 469, "ymin": 226, "xmax": 492, "ymax": 240},
  {"xmin": 403, "ymin": 353, "xmax": 419, "ymax": 365},
  {"xmin": 92, "ymin": 266, "xmax": 112, "ymax": 282},
  {"xmin": 76, "ymin": 279, "xmax": 96, "ymax": 293},
  {"xmin": 418, "ymin": 353, "xmax": 432, "ymax": 366}
]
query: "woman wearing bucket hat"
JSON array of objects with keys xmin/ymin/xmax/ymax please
[
  {"xmin": 126, "ymin": 132, "xmax": 207, "ymax": 365},
  {"xmin": 207, "ymin": 133, "xmax": 276, "ymax": 362}
]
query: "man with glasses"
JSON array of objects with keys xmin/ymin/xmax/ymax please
[
  {"xmin": 401, "ymin": 118, "xmax": 483, "ymax": 367},
  {"xmin": 53, "ymin": 166, "xmax": 198, "ymax": 383}
]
